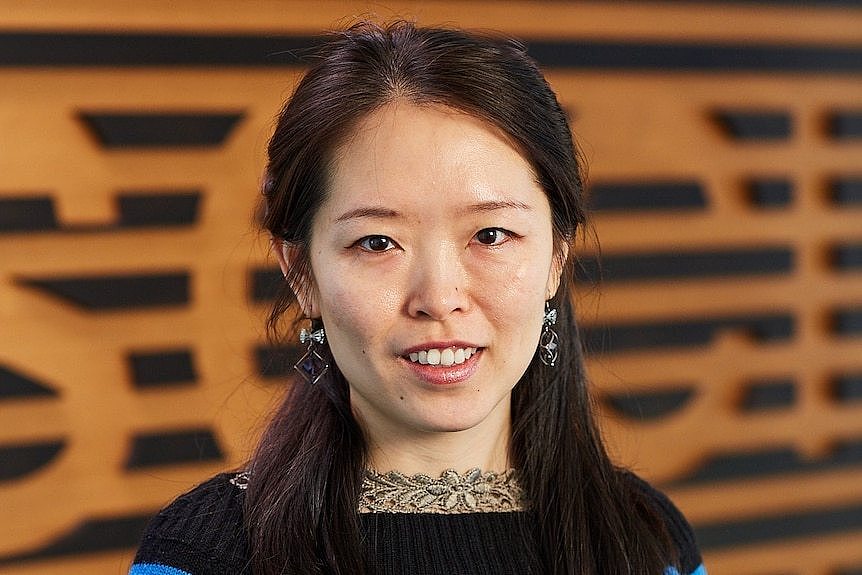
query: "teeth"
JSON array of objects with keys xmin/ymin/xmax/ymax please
[
  {"xmin": 440, "ymin": 348, "xmax": 454, "ymax": 366},
  {"xmin": 426, "ymin": 349, "xmax": 441, "ymax": 365},
  {"xmin": 406, "ymin": 346, "xmax": 478, "ymax": 366}
]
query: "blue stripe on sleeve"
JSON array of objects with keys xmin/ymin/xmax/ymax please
[
  {"xmin": 129, "ymin": 563, "xmax": 192, "ymax": 575},
  {"xmin": 665, "ymin": 564, "xmax": 707, "ymax": 575}
]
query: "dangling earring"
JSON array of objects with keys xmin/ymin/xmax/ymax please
[
  {"xmin": 539, "ymin": 301, "xmax": 558, "ymax": 367},
  {"xmin": 294, "ymin": 321, "xmax": 329, "ymax": 384}
]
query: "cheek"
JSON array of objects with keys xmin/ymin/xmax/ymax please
[
  {"xmin": 319, "ymin": 278, "xmax": 401, "ymax": 340},
  {"xmin": 483, "ymin": 258, "xmax": 548, "ymax": 304},
  {"xmin": 474, "ymin": 261, "xmax": 549, "ymax": 345},
  {"xmin": 320, "ymin": 283, "xmax": 364, "ymax": 335}
]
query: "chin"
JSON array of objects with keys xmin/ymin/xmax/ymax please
[
  {"xmin": 413, "ymin": 409, "xmax": 498, "ymax": 434},
  {"xmin": 422, "ymin": 421, "xmax": 476, "ymax": 433}
]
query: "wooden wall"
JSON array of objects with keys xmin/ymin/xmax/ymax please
[{"xmin": 1, "ymin": 2, "xmax": 860, "ymax": 573}]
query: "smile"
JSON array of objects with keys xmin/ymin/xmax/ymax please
[{"xmin": 407, "ymin": 347, "xmax": 478, "ymax": 366}]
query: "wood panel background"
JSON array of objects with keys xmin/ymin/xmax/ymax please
[{"xmin": 0, "ymin": 2, "xmax": 860, "ymax": 574}]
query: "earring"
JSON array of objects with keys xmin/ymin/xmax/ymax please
[
  {"xmin": 539, "ymin": 301, "xmax": 558, "ymax": 367},
  {"xmin": 294, "ymin": 323, "xmax": 329, "ymax": 384}
]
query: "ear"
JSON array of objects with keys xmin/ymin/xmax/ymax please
[
  {"xmin": 545, "ymin": 240, "xmax": 570, "ymax": 300},
  {"xmin": 270, "ymin": 236, "xmax": 319, "ymax": 317}
]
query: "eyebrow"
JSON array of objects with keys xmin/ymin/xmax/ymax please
[
  {"xmin": 334, "ymin": 207, "xmax": 400, "ymax": 223},
  {"xmin": 466, "ymin": 200, "xmax": 533, "ymax": 212},
  {"xmin": 334, "ymin": 200, "xmax": 532, "ymax": 223}
]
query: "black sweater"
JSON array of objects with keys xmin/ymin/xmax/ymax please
[{"xmin": 130, "ymin": 472, "xmax": 705, "ymax": 575}]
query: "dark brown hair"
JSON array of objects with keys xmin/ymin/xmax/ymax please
[{"xmin": 247, "ymin": 21, "xmax": 674, "ymax": 574}]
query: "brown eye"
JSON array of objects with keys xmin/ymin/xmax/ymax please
[
  {"xmin": 358, "ymin": 235, "xmax": 395, "ymax": 252},
  {"xmin": 475, "ymin": 228, "xmax": 508, "ymax": 245}
]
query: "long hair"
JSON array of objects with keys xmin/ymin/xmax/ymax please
[{"xmin": 246, "ymin": 21, "xmax": 674, "ymax": 574}]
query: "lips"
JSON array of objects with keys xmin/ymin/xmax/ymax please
[
  {"xmin": 401, "ymin": 343, "xmax": 483, "ymax": 385},
  {"xmin": 401, "ymin": 341, "xmax": 483, "ymax": 376}
]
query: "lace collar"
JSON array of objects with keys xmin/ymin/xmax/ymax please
[
  {"xmin": 230, "ymin": 468, "xmax": 525, "ymax": 514},
  {"xmin": 359, "ymin": 468, "xmax": 525, "ymax": 514}
]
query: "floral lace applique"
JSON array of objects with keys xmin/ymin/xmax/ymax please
[{"xmin": 359, "ymin": 468, "xmax": 524, "ymax": 514}]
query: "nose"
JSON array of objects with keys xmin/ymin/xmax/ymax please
[{"xmin": 406, "ymin": 242, "xmax": 469, "ymax": 320}]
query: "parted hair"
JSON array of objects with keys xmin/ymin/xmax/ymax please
[{"xmin": 248, "ymin": 20, "xmax": 675, "ymax": 574}]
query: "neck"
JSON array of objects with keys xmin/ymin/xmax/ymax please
[{"xmin": 362, "ymin": 405, "xmax": 512, "ymax": 477}]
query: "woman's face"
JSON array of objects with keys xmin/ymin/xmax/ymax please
[{"xmin": 291, "ymin": 102, "xmax": 563, "ymax": 443}]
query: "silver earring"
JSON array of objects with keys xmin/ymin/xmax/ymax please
[
  {"xmin": 294, "ymin": 323, "xmax": 329, "ymax": 384},
  {"xmin": 539, "ymin": 301, "xmax": 558, "ymax": 367}
]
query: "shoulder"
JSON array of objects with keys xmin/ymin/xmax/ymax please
[
  {"xmin": 620, "ymin": 470, "xmax": 706, "ymax": 575},
  {"xmin": 130, "ymin": 472, "xmax": 251, "ymax": 575}
]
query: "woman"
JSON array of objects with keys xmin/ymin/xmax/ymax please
[{"xmin": 131, "ymin": 21, "xmax": 706, "ymax": 575}]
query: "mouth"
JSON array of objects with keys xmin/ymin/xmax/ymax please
[
  {"xmin": 400, "ymin": 343, "xmax": 483, "ymax": 385},
  {"xmin": 405, "ymin": 346, "xmax": 480, "ymax": 367}
]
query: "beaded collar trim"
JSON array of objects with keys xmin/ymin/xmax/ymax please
[
  {"xmin": 229, "ymin": 468, "xmax": 525, "ymax": 514},
  {"xmin": 359, "ymin": 468, "xmax": 524, "ymax": 514}
]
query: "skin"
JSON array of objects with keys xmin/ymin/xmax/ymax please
[{"xmin": 276, "ymin": 101, "xmax": 565, "ymax": 476}]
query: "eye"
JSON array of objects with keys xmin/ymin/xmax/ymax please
[
  {"xmin": 357, "ymin": 235, "xmax": 397, "ymax": 252},
  {"xmin": 474, "ymin": 228, "xmax": 510, "ymax": 246}
]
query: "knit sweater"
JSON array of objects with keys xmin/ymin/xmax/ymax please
[{"xmin": 130, "ymin": 472, "xmax": 706, "ymax": 575}]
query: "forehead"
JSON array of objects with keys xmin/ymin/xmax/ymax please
[{"xmin": 323, "ymin": 102, "xmax": 545, "ymax": 215}]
